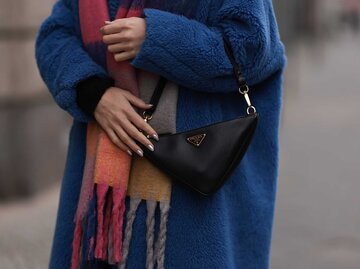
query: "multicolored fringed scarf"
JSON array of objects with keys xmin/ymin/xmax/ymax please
[{"xmin": 71, "ymin": 1, "xmax": 179, "ymax": 268}]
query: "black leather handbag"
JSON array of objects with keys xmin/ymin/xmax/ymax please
[{"xmin": 136, "ymin": 37, "xmax": 259, "ymax": 196}]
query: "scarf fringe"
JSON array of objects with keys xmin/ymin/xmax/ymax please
[
  {"xmin": 146, "ymin": 200, "xmax": 157, "ymax": 269},
  {"xmin": 119, "ymin": 197, "xmax": 141, "ymax": 268},
  {"xmin": 111, "ymin": 187, "xmax": 127, "ymax": 262},
  {"xmin": 94, "ymin": 184, "xmax": 109, "ymax": 259},
  {"xmin": 71, "ymin": 184, "xmax": 171, "ymax": 269},
  {"xmin": 154, "ymin": 201, "xmax": 170, "ymax": 269}
]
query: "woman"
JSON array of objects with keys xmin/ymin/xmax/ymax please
[{"xmin": 35, "ymin": 0, "xmax": 286, "ymax": 268}]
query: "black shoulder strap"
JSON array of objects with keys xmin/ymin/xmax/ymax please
[
  {"xmin": 144, "ymin": 76, "xmax": 168, "ymax": 116},
  {"xmin": 144, "ymin": 37, "xmax": 247, "ymax": 117},
  {"xmin": 222, "ymin": 37, "xmax": 247, "ymax": 88}
]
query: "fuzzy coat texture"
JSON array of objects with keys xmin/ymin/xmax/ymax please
[{"xmin": 35, "ymin": 0, "xmax": 286, "ymax": 268}]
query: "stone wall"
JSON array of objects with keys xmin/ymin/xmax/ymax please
[{"xmin": 0, "ymin": 0, "xmax": 71, "ymax": 200}]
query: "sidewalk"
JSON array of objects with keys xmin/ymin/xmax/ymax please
[
  {"xmin": 0, "ymin": 183, "xmax": 60, "ymax": 269},
  {"xmin": 271, "ymin": 33, "xmax": 360, "ymax": 269}
]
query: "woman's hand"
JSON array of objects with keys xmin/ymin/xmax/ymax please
[
  {"xmin": 100, "ymin": 17, "xmax": 146, "ymax": 62},
  {"xmin": 97, "ymin": 18, "xmax": 154, "ymax": 157},
  {"xmin": 94, "ymin": 87, "xmax": 159, "ymax": 157}
]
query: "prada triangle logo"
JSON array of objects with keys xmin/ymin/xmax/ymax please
[{"xmin": 186, "ymin": 133, "xmax": 206, "ymax": 147}]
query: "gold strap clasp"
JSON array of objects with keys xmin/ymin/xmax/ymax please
[
  {"xmin": 238, "ymin": 85, "xmax": 256, "ymax": 115},
  {"xmin": 142, "ymin": 111, "xmax": 153, "ymax": 122}
]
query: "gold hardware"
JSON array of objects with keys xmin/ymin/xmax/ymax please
[
  {"xmin": 244, "ymin": 92, "xmax": 252, "ymax": 107},
  {"xmin": 186, "ymin": 133, "xmax": 206, "ymax": 147},
  {"xmin": 238, "ymin": 85, "xmax": 249, "ymax": 95},
  {"xmin": 238, "ymin": 85, "xmax": 256, "ymax": 115},
  {"xmin": 247, "ymin": 106, "xmax": 256, "ymax": 115},
  {"xmin": 138, "ymin": 128, "xmax": 152, "ymax": 139},
  {"xmin": 139, "ymin": 111, "xmax": 153, "ymax": 139},
  {"xmin": 142, "ymin": 111, "xmax": 153, "ymax": 122}
]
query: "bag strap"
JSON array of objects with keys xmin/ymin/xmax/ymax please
[
  {"xmin": 222, "ymin": 37, "xmax": 256, "ymax": 115},
  {"xmin": 142, "ymin": 76, "xmax": 168, "ymax": 121},
  {"xmin": 142, "ymin": 37, "xmax": 256, "ymax": 121},
  {"xmin": 222, "ymin": 37, "xmax": 247, "ymax": 88}
]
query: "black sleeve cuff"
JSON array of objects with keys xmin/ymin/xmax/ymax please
[{"xmin": 76, "ymin": 75, "xmax": 115, "ymax": 117}]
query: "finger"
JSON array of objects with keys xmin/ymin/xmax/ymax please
[
  {"xmin": 108, "ymin": 42, "xmax": 132, "ymax": 53},
  {"xmin": 128, "ymin": 112, "xmax": 159, "ymax": 141},
  {"xmin": 101, "ymin": 21, "xmax": 124, "ymax": 35},
  {"xmin": 112, "ymin": 123, "xmax": 144, "ymax": 157},
  {"xmin": 122, "ymin": 91, "xmax": 153, "ymax": 109},
  {"xmin": 113, "ymin": 50, "xmax": 135, "ymax": 62},
  {"xmin": 121, "ymin": 119, "xmax": 155, "ymax": 151},
  {"xmin": 102, "ymin": 32, "xmax": 131, "ymax": 44},
  {"xmin": 106, "ymin": 128, "xmax": 133, "ymax": 156}
]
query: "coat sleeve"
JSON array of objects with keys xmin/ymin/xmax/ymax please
[
  {"xmin": 35, "ymin": 0, "xmax": 109, "ymax": 122},
  {"xmin": 130, "ymin": 0, "xmax": 286, "ymax": 94}
]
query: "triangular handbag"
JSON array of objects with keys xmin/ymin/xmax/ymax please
[{"xmin": 136, "ymin": 37, "xmax": 259, "ymax": 196}]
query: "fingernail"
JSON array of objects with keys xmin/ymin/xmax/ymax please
[
  {"xmin": 152, "ymin": 133, "xmax": 159, "ymax": 141},
  {"xmin": 105, "ymin": 20, "xmax": 113, "ymax": 24},
  {"xmin": 136, "ymin": 149, "xmax": 143, "ymax": 157},
  {"xmin": 147, "ymin": 144, "xmax": 154, "ymax": 151},
  {"xmin": 126, "ymin": 150, "xmax": 133, "ymax": 156}
]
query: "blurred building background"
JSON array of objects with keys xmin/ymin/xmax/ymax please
[
  {"xmin": 0, "ymin": 0, "xmax": 360, "ymax": 268},
  {"xmin": 0, "ymin": 0, "xmax": 71, "ymax": 200}
]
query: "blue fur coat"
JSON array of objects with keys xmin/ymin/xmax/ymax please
[{"xmin": 35, "ymin": 0, "xmax": 286, "ymax": 268}]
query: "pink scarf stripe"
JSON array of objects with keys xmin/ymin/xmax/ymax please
[
  {"xmin": 102, "ymin": 188, "xmax": 113, "ymax": 259},
  {"xmin": 94, "ymin": 184, "xmax": 110, "ymax": 259},
  {"xmin": 78, "ymin": 0, "xmax": 108, "ymax": 44},
  {"xmin": 73, "ymin": 0, "xmax": 167, "ymax": 266}
]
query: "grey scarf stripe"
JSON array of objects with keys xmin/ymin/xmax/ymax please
[
  {"xmin": 137, "ymin": 69, "xmax": 178, "ymax": 135},
  {"xmin": 118, "ymin": 69, "xmax": 178, "ymax": 268}
]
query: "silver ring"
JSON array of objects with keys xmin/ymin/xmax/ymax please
[
  {"xmin": 247, "ymin": 106, "xmax": 256, "ymax": 115},
  {"xmin": 142, "ymin": 111, "xmax": 153, "ymax": 121},
  {"xmin": 238, "ymin": 85, "xmax": 249, "ymax": 95}
]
